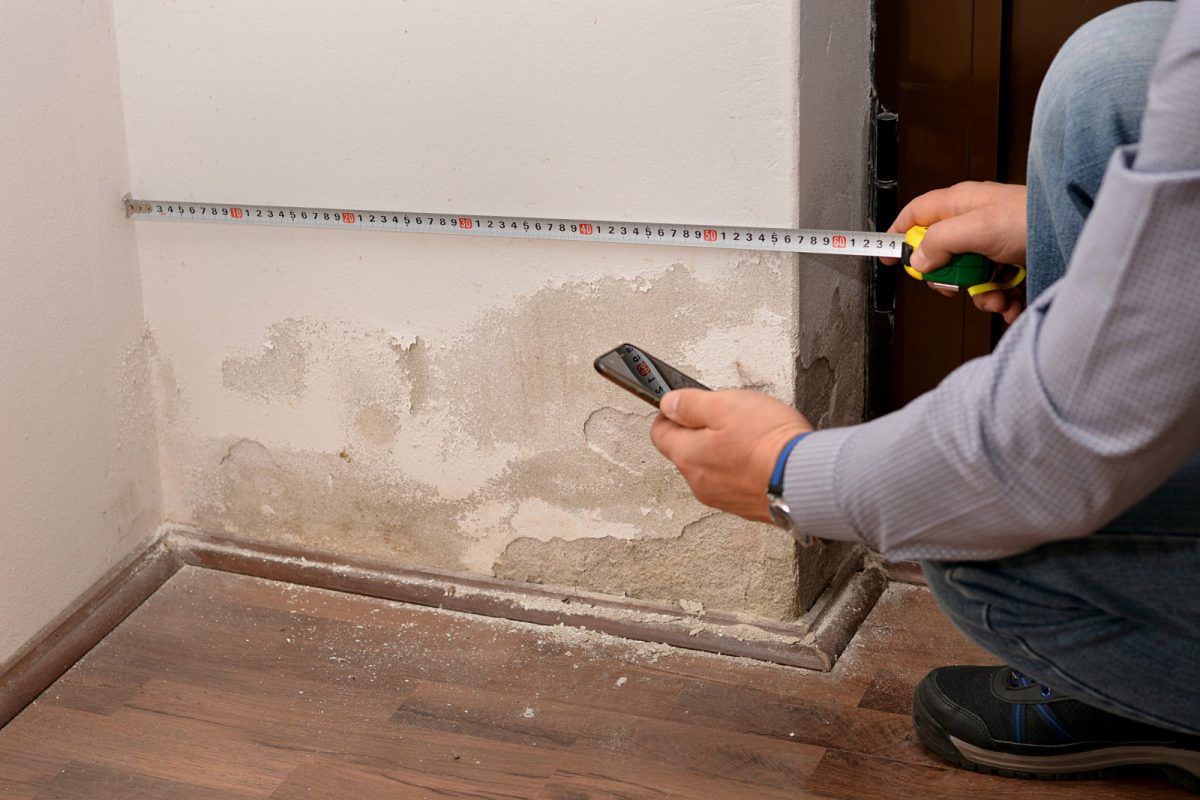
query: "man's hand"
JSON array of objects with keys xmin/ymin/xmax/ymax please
[
  {"xmin": 650, "ymin": 389, "xmax": 812, "ymax": 523},
  {"xmin": 881, "ymin": 181, "xmax": 1028, "ymax": 323}
]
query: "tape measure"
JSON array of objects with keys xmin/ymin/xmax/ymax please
[
  {"xmin": 902, "ymin": 226, "xmax": 1026, "ymax": 297},
  {"xmin": 123, "ymin": 195, "xmax": 1022, "ymax": 292}
]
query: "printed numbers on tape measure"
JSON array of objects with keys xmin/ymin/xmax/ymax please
[
  {"xmin": 158, "ymin": 204, "xmax": 247, "ymax": 219},
  {"xmin": 850, "ymin": 238, "xmax": 892, "ymax": 249},
  {"xmin": 134, "ymin": 197, "xmax": 906, "ymax": 257}
]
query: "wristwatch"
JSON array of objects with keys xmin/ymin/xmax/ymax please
[{"xmin": 767, "ymin": 432, "xmax": 814, "ymax": 547}]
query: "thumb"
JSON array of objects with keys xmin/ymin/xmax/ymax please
[{"xmin": 659, "ymin": 389, "xmax": 717, "ymax": 429}]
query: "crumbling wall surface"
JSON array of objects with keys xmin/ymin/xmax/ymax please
[{"xmin": 118, "ymin": 0, "xmax": 872, "ymax": 620}]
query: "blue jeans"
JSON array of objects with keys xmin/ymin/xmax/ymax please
[{"xmin": 925, "ymin": 1, "xmax": 1200, "ymax": 735}]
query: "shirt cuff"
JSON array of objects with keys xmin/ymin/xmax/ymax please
[{"xmin": 781, "ymin": 426, "xmax": 862, "ymax": 544}]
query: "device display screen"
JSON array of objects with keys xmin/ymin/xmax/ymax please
[{"xmin": 593, "ymin": 343, "xmax": 709, "ymax": 407}]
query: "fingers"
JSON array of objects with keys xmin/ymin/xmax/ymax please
[
  {"xmin": 888, "ymin": 185, "xmax": 970, "ymax": 235},
  {"xmin": 879, "ymin": 184, "xmax": 973, "ymax": 265},
  {"xmin": 649, "ymin": 412, "xmax": 687, "ymax": 458},
  {"xmin": 880, "ymin": 182, "xmax": 1026, "ymax": 268},
  {"xmin": 907, "ymin": 206, "xmax": 1012, "ymax": 272},
  {"xmin": 970, "ymin": 288, "xmax": 1026, "ymax": 323},
  {"xmin": 659, "ymin": 388, "xmax": 719, "ymax": 429},
  {"xmin": 973, "ymin": 290, "xmax": 1008, "ymax": 315},
  {"xmin": 651, "ymin": 390, "xmax": 812, "ymax": 523}
]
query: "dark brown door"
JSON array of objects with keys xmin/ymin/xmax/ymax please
[{"xmin": 873, "ymin": 0, "xmax": 1137, "ymax": 413}]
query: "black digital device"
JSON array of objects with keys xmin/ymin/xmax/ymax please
[{"xmin": 593, "ymin": 343, "xmax": 710, "ymax": 407}]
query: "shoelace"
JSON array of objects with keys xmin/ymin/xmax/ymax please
[{"xmin": 1008, "ymin": 668, "xmax": 1055, "ymax": 698}]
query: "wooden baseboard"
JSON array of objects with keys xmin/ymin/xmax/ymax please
[
  {"xmin": 168, "ymin": 528, "xmax": 887, "ymax": 672},
  {"xmin": 1, "ymin": 526, "xmax": 889, "ymax": 729},
  {"xmin": 884, "ymin": 560, "xmax": 927, "ymax": 585},
  {"xmin": 0, "ymin": 539, "xmax": 180, "ymax": 729}
]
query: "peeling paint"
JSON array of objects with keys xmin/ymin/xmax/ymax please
[
  {"xmin": 148, "ymin": 214, "xmax": 865, "ymax": 622},
  {"xmin": 391, "ymin": 335, "xmax": 430, "ymax": 415},
  {"xmin": 221, "ymin": 319, "xmax": 311, "ymax": 403}
]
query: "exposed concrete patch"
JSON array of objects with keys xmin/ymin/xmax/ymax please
[
  {"xmin": 457, "ymin": 497, "xmax": 644, "ymax": 575},
  {"xmin": 494, "ymin": 512, "xmax": 802, "ymax": 621},
  {"xmin": 221, "ymin": 318, "xmax": 311, "ymax": 403},
  {"xmin": 796, "ymin": 279, "xmax": 865, "ymax": 428},
  {"xmin": 797, "ymin": 356, "xmax": 836, "ymax": 431},
  {"xmin": 154, "ymin": 255, "xmax": 860, "ymax": 620},
  {"xmin": 583, "ymin": 407, "xmax": 660, "ymax": 476},
  {"xmin": 510, "ymin": 498, "xmax": 642, "ymax": 542}
]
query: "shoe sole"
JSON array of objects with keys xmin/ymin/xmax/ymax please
[{"xmin": 912, "ymin": 685, "xmax": 1200, "ymax": 793}]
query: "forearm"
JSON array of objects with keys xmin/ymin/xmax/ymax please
[
  {"xmin": 1135, "ymin": 0, "xmax": 1200, "ymax": 174},
  {"xmin": 785, "ymin": 0, "xmax": 1200, "ymax": 560}
]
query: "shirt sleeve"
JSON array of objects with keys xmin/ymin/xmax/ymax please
[{"xmin": 783, "ymin": 0, "xmax": 1200, "ymax": 562}]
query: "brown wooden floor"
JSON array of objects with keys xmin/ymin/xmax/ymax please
[{"xmin": 0, "ymin": 566, "xmax": 1186, "ymax": 799}]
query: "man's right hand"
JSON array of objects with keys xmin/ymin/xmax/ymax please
[{"xmin": 880, "ymin": 181, "xmax": 1028, "ymax": 323}]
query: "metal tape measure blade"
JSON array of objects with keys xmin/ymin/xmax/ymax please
[{"xmin": 124, "ymin": 196, "xmax": 904, "ymax": 258}]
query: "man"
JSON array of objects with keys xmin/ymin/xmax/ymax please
[{"xmin": 651, "ymin": 1, "xmax": 1199, "ymax": 791}]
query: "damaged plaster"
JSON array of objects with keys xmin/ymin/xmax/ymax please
[
  {"xmin": 147, "ymin": 255, "xmax": 860, "ymax": 620},
  {"xmin": 222, "ymin": 319, "xmax": 311, "ymax": 403},
  {"xmin": 124, "ymin": 0, "xmax": 874, "ymax": 623}
]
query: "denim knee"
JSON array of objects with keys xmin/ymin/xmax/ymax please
[
  {"xmin": 922, "ymin": 536, "xmax": 1200, "ymax": 733},
  {"xmin": 1032, "ymin": 1, "xmax": 1171, "ymax": 177},
  {"xmin": 1026, "ymin": 1, "xmax": 1171, "ymax": 297}
]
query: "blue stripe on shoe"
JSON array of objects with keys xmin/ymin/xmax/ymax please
[
  {"xmin": 1014, "ymin": 704, "xmax": 1023, "ymax": 744},
  {"xmin": 1035, "ymin": 703, "xmax": 1076, "ymax": 742}
]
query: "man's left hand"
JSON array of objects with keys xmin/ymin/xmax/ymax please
[{"xmin": 651, "ymin": 389, "xmax": 813, "ymax": 523}]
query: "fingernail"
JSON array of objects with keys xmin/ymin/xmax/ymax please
[{"xmin": 660, "ymin": 392, "xmax": 677, "ymax": 416}]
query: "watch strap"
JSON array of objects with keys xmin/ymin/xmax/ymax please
[{"xmin": 768, "ymin": 432, "xmax": 811, "ymax": 496}]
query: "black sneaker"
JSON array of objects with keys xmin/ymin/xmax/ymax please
[{"xmin": 913, "ymin": 665, "xmax": 1200, "ymax": 792}]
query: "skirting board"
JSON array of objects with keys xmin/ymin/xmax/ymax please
[{"xmin": 0, "ymin": 526, "xmax": 887, "ymax": 730}]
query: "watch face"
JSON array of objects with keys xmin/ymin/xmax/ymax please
[
  {"xmin": 768, "ymin": 499, "xmax": 793, "ymax": 529},
  {"xmin": 769, "ymin": 500, "xmax": 814, "ymax": 547}
]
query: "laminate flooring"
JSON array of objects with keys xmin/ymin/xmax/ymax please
[{"xmin": 0, "ymin": 566, "xmax": 1186, "ymax": 798}]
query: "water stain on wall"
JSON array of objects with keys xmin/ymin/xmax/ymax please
[
  {"xmin": 353, "ymin": 404, "xmax": 401, "ymax": 446},
  {"xmin": 109, "ymin": 328, "xmax": 164, "ymax": 550},
  {"xmin": 158, "ymin": 255, "xmax": 858, "ymax": 620},
  {"xmin": 195, "ymin": 436, "xmax": 467, "ymax": 570}
]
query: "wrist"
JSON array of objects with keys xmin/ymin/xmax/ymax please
[
  {"xmin": 768, "ymin": 431, "xmax": 812, "ymax": 495},
  {"xmin": 765, "ymin": 431, "xmax": 814, "ymax": 546}
]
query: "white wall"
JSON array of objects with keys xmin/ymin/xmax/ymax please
[
  {"xmin": 114, "ymin": 0, "xmax": 872, "ymax": 619},
  {"xmin": 0, "ymin": 2, "xmax": 162, "ymax": 664}
]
